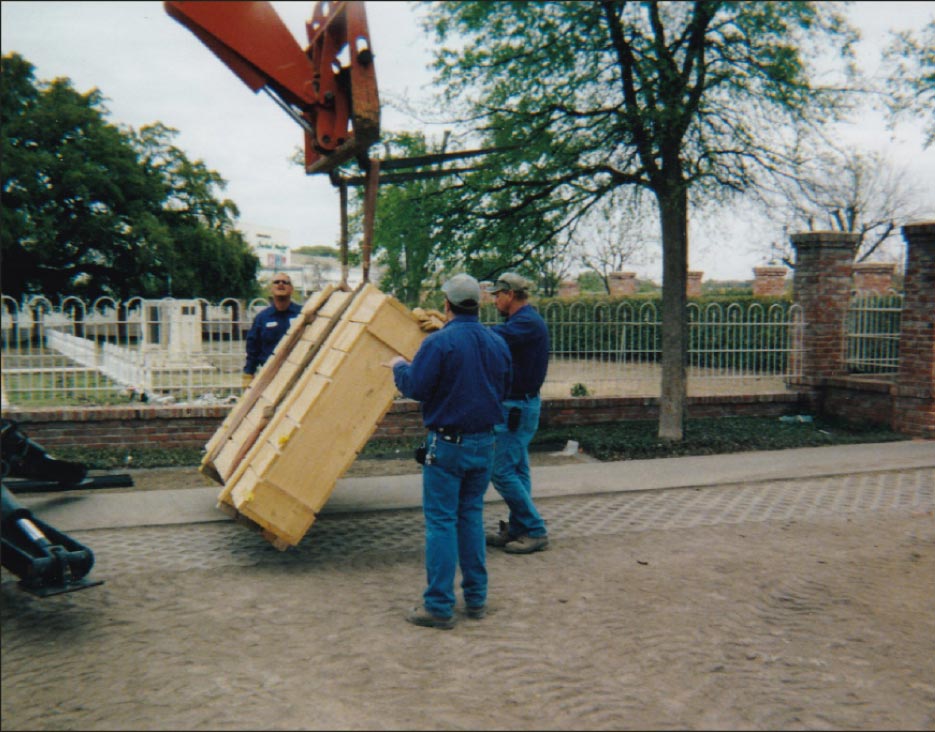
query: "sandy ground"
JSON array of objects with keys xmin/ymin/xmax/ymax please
[{"xmin": 2, "ymin": 451, "xmax": 934, "ymax": 731}]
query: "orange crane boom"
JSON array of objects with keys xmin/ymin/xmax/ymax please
[{"xmin": 164, "ymin": 1, "xmax": 379, "ymax": 174}]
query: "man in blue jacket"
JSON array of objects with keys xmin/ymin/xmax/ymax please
[
  {"xmin": 242, "ymin": 273, "xmax": 301, "ymax": 388},
  {"xmin": 484, "ymin": 272, "xmax": 551, "ymax": 554},
  {"xmin": 390, "ymin": 273, "xmax": 512, "ymax": 630}
]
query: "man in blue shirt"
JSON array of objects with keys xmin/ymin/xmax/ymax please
[
  {"xmin": 242, "ymin": 273, "xmax": 301, "ymax": 388},
  {"xmin": 484, "ymin": 272, "xmax": 551, "ymax": 554},
  {"xmin": 390, "ymin": 273, "xmax": 512, "ymax": 630}
]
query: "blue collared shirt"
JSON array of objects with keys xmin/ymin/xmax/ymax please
[
  {"xmin": 490, "ymin": 304, "xmax": 550, "ymax": 397},
  {"xmin": 393, "ymin": 314, "xmax": 512, "ymax": 432},
  {"xmin": 244, "ymin": 302, "xmax": 301, "ymax": 374}
]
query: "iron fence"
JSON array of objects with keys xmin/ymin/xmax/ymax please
[
  {"xmin": 1, "ymin": 294, "xmax": 813, "ymax": 407},
  {"xmin": 844, "ymin": 290, "xmax": 903, "ymax": 374}
]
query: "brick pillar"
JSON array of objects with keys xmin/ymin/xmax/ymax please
[
  {"xmin": 558, "ymin": 280, "xmax": 580, "ymax": 298},
  {"xmin": 892, "ymin": 222, "xmax": 935, "ymax": 437},
  {"xmin": 752, "ymin": 266, "xmax": 788, "ymax": 297},
  {"xmin": 479, "ymin": 283, "xmax": 496, "ymax": 305},
  {"xmin": 851, "ymin": 262, "xmax": 897, "ymax": 294},
  {"xmin": 687, "ymin": 271, "xmax": 703, "ymax": 297},
  {"xmin": 608, "ymin": 271, "xmax": 637, "ymax": 296},
  {"xmin": 791, "ymin": 231, "xmax": 859, "ymax": 382}
]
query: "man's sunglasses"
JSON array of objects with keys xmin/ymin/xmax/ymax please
[{"xmin": 272, "ymin": 280, "xmax": 292, "ymax": 285}]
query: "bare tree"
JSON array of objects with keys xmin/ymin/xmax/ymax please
[
  {"xmin": 537, "ymin": 237, "xmax": 578, "ymax": 297},
  {"xmin": 766, "ymin": 146, "xmax": 929, "ymax": 267},
  {"xmin": 576, "ymin": 191, "xmax": 658, "ymax": 293}
]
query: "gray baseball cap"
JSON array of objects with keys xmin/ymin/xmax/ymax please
[
  {"xmin": 487, "ymin": 272, "xmax": 533, "ymax": 294},
  {"xmin": 442, "ymin": 273, "xmax": 481, "ymax": 307}
]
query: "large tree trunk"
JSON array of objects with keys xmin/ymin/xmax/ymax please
[{"xmin": 657, "ymin": 185, "xmax": 688, "ymax": 441}]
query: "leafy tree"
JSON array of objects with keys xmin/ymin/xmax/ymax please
[
  {"xmin": 422, "ymin": 1, "xmax": 858, "ymax": 440},
  {"xmin": 347, "ymin": 131, "xmax": 448, "ymax": 305},
  {"xmin": 293, "ymin": 244, "xmax": 341, "ymax": 258},
  {"xmin": 882, "ymin": 19, "xmax": 935, "ymax": 149},
  {"xmin": 1, "ymin": 53, "xmax": 259, "ymax": 302},
  {"xmin": 577, "ymin": 270, "xmax": 606, "ymax": 293},
  {"xmin": 130, "ymin": 122, "xmax": 259, "ymax": 299}
]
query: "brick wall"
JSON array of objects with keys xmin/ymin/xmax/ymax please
[
  {"xmin": 790, "ymin": 232, "xmax": 859, "ymax": 381},
  {"xmin": 558, "ymin": 280, "xmax": 580, "ymax": 298},
  {"xmin": 851, "ymin": 262, "xmax": 897, "ymax": 294},
  {"xmin": 752, "ymin": 266, "xmax": 788, "ymax": 297},
  {"xmin": 607, "ymin": 272, "xmax": 638, "ymax": 296},
  {"xmin": 891, "ymin": 222, "xmax": 935, "ymax": 437},
  {"xmin": 687, "ymin": 271, "xmax": 703, "ymax": 297},
  {"xmin": 3, "ymin": 392, "xmax": 807, "ymax": 453},
  {"xmin": 789, "ymin": 224, "xmax": 934, "ymax": 438}
]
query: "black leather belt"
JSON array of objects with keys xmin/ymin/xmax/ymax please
[
  {"xmin": 508, "ymin": 392, "xmax": 538, "ymax": 400},
  {"xmin": 430, "ymin": 426, "xmax": 492, "ymax": 444}
]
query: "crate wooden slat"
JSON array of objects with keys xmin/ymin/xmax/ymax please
[
  {"xmin": 206, "ymin": 283, "xmax": 425, "ymax": 549},
  {"xmin": 200, "ymin": 284, "xmax": 354, "ymax": 485}
]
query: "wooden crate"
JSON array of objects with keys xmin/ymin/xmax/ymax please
[{"xmin": 204, "ymin": 283, "xmax": 425, "ymax": 549}]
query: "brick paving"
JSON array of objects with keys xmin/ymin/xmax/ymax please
[{"xmin": 65, "ymin": 466, "xmax": 933, "ymax": 577}]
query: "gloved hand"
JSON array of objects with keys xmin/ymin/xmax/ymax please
[
  {"xmin": 241, "ymin": 373, "xmax": 254, "ymax": 389},
  {"xmin": 412, "ymin": 307, "xmax": 446, "ymax": 333}
]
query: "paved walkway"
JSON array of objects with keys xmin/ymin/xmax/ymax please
[
  {"xmin": 12, "ymin": 440, "xmax": 935, "ymax": 577},
  {"xmin": 3, "ymin": 440, "xmax": 934, "ymax": 731}
]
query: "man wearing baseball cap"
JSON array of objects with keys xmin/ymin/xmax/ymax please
[
  {"xmin": 389, "ymin": 273, "xmax": 512, "ymax": 629},
  {"xmin": 484, "ymin": 272, "xmax": 551, "ymax": 554}
]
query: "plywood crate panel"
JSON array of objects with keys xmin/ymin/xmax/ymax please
[
  {"xmin": 213, "ymin": 283, "xmax": 425, "ymax": 549},
  {"xmin": 200, "ymin": 285, "xmax": 356, "ymax": 485},
  {"xmin": 201, "ymin": 285, "xmax": 335, "ymax": 466}
]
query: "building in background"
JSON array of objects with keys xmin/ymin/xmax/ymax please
[
  {"xmin": 240, "ymin": 222, "xmax": 291, "ymax": 269},
  {"xmin": 239, "ymin": 222, "xmax": 383, "ymax": 299}
]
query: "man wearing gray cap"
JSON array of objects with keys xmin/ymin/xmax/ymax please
[
  {"xmin": 389, "ymin": 273, "xmax": 512, "ymax": 629},
  {"xmin": 484, "ymin": 272, "xmax": 551, "ymax": 554}
]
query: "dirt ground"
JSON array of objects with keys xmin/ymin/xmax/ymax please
[{"xmin": 2, "ymin": 457, "xmax": 934, "ymax": 731}]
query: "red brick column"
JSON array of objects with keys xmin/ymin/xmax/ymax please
[
  {"xmin": 852, "ymin": 262, "xmax": 897, "ymax": 294},
  {"xmin": 608, "ymin": 271, "xmax": 637, "ymax": 296},
  {"xmin": 558, "ymin": 280, "xmax": 580, "ymax": 298},
  {"xmin": 687, "ymin": 271, "xmax": 703, "ymax": 297},
  {"xmin": 752, "ymin": 266, "xmax": 788, "ymax": 297},
  {"xmin": 791, "ymin": 231, "xmax": 859, "ymax": 382},
  {"xmin": 892, "ymin": 222, "xmax": 935, "ymax": 437}
]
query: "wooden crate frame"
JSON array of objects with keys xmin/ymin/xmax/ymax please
[{"xmin": 202, "ymin": 283, "xmax": 425, "ymax": 549}]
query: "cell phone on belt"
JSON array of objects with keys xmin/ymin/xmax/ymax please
[{"xmin": 508, "ymin": 407, "xmax": 522, "ymax": 432}]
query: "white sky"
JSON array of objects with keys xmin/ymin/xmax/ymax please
[{"xmin": 3, "ymin": 1, "xmax": 934, "ymax": 282}]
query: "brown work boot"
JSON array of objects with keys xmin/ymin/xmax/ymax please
[
  {"xmin": 465, "ymin": 604, "xmax": 487, "ymax": 619},
  {"xmin": 486, "ymin": 519, "xmax": 512, "ymax": 548},
  {"xmin": 406, "ymin": 605, "xmax": 455, "ymax": 630},
  {"xmin": 504, "ymin": 534, "xmax": 549, "ymax": 554}
]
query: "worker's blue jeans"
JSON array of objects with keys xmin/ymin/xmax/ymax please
[
  {"xmin": 421, "ymin": 430, "xmax": 495, "ymax": 618},
  {"xmin": 490, "ymin": 396, "xmax": 548, "ymax": 539}
]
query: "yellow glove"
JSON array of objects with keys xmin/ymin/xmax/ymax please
[
  {"xmin": 412, "ymin": 307, "xmax": 446, "ymax": 333},
  {"xmin": 241, "ymin": 373, "xmax": 254, "ymax": 389}
]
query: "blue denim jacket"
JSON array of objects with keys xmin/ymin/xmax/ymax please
[
  {"xmin": 393, "ymin": 314, "xmax": 512, "ymax": 433},
  {"xmin": 490, "ymin": 304, "xmax": 549, "ymax": 397}
]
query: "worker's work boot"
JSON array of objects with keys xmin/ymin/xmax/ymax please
[
  {"xmin": 504, "ymin": 534, "xmax": 549, "ymax": 554},
  {"xmin": 486, "ymin": 520, "xmax": 512, "ymax": 548},
  {"xmin": 406, "ymin": 605, "xmax": 455, "ymax": 630}
]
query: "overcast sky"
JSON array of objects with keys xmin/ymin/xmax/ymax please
[{"xmin": 3, "ymin": 1, "xmax": 934, "ymax": 281}]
